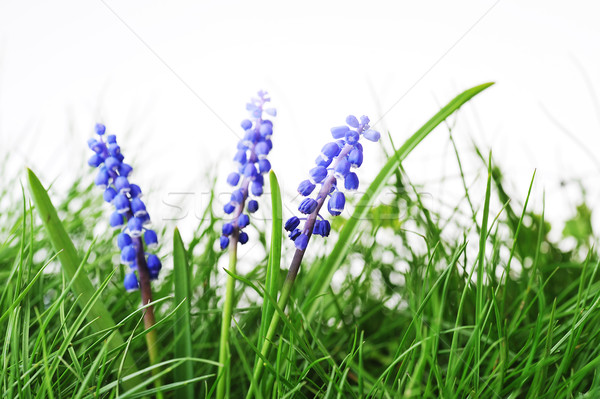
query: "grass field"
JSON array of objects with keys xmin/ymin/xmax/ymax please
[{"xmin": 2, "ymin": 83, "xmax": 599, "ymax": 398}]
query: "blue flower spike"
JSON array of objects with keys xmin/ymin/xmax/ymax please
[
  {"xmin": 285, "ymin": 115, "xmax": 380, "ymax": 250},
  {"xmin": 87, "ymin": 124, "xmax": 162, "ymax": 290},
  {"xmin": 218, "ymin": 91, "xmax": 276, "ymax": 249}
]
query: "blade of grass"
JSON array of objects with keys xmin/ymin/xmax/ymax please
[
  {"xmin": 474, "ymin": 152, "xmax": 493, "ymax": 393},
  {"xmin": 302, "ymin": 82, "xmax": 495, "ymax": 321},
  {"xmin": 26, "ymin": 168, "xmax": 140, "ymax": 389},
  {"xmin": 261, "ymin": 171, "xmax": 283, "ymax": 343},
  {"xmin": 172, "ymin": 228, "xmax": 194, "ymax": 399},
  {"xmin": 250, "ymin": 170, "xmax": 283, "ymax": 394}
]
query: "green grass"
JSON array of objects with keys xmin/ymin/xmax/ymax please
[{"xmin": 2, "ymin": 82, "xmax": 600, "ymax": 398}]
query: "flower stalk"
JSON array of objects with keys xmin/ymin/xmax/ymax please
[
  {"xmin": 217, "ymin": 91, "xmax": 275, "ymax": 399},
  {"xmin": 87, "ymin": 123, "xmax": 163, "ymax": 394},
  {"xmin": 248, "ymin": 115, "xmax": 380, "ymax": 397}
]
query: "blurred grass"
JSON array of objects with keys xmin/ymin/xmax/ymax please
[{"xmin": 1, "ymin": 85, "xmax": 600, "ymax": 397}]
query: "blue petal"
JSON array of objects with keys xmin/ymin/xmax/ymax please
[
  {"xmin": 259, "ymin": 122, "xmax": 273, "ymax": 138},
  {"xmin": 258, "ymin": 159, "xmax": 271, "ymax": 174},
  {"xmin": 329, "ymin": 191, "xmax": 345, "ymax": 213},
  {"xmin": 88, "ymin": 154, "xmax": 103, "ymax": 167},
  {"xmin": 348, "ymin": 148, "xmax": 363, "ymax": 168},
  {"xmin": 220, "ymin": 236, "xmax": 230, "ymax": 250},
  {"xmin": 117, "ymin": 232, "xmax": 132, "ymax": 250},
  {"xmin": 230, "ymin": 189, "xmax": 244, "ymax": 205},
  {"xmin": 331, "ymin": 125, "xmax": 349, "ymax": 139},
  {"xmin": 298, "ymin": 180, "xmax": 316, "ymax": 196},
  {"xmin": 118, "ymin": 163, "xmax": 133, "ymax": 177},
  {"xmin": 309, "ymin": 166, "xmax": 328, "ymax": 184},
  {"xmin": 144, "ymin": 229, "xmax": 158, "ymax": 249},
  {"xmin": 131, "ymin": 198, "xmax": 147, "ymax": 217},
  {"xmin": 238, "ymin": 214, "xmax": 250, "ymax": 228},
  {"xmin": 346, "ymin": 115, "xmax": 359, "ymax": 128},
  {"xmin": 130, "ymin": 184, "xmax": 142, "ymax": 198},
  {"xmin": 255, "ymin": 141, "xmax": 270, "ymax": 158},
  {"xmin": 241, "ymin": 119, "xmax": 252, "ymax": 130},
  {"xmin": 334, "ymin": 159, "xmax": 351, "ymax": 178},
  {"xmin": 115, "ymin": 176, "xmax": 130, "ymax": 193},
  {"xmin": 227, "ymin": 172, "xmax": 240, "ymax": 186},
  {"xmin": 251, "ymin": 181, "xmax": 264, "ymax": 196},
  {"xmin": 345, "ymin": 130, "xmax": 360, "ymax": 145},
  {"xmin": 224, "ymin": 202, "xmax": 235, "ymax": 214},
  {"xmin": 103, "ymin": 187, "xmax": 117, "ymax": 203},
  {"xmin": 299, "ymin": 198, "xmax": 318, "ymax": 214},
  {"xmin": 247, "ymin": 200, "xmax": 259, "ymax": 213},
  {"xmin": 95, "ymin": 123, "xmax": 106, "ymax": 135},
  {"xmin": 284, "ymin": 216, "xmax": 300, "ymax": 231},
  {"xmin": 294, "ymin": 234, "xmax": 309, "ymax": 250},
  {"xmin": 315, "ymin": 155, "xmax": 332, "ymax": 168},
  {"xmin": 105, "ymin": 157, "xmax": 120, "ymax": 171},
  {"xmin": 289, "ymin": 228, "xmax": 301, "ymax": 240},
  {"xmin": 147, "ymin": 254, "xmax": 162, "ymax": 272},
  {"xmin": 321, "ymin": 142, "xmax": 341, "ymax": 161},
  {"xmin": 95, "ymin": 169, "xmax": 110, "ymax": 188},
  {"xmin": 363, "ymin": 129, "xmax": 381, "ymax": 142},
  {"xmin": 344, "ymin": 172, "xmax": 359, "ymax": 191},
  {"xmin": 114, "ymin": 194, "xmax": 130, "ymax": 213},
  {"xmin": 127, "ymin": 217, "xmax": 144, "ymax": 237},
  {"xmin": 121, "ymin": 245, "xmax": 137, "ymax": 265},
  {"xmin": 124, "ymin": 272, "xmax": 139, "ymax": 292},
  {"xmin": 109, "ymin": 211, "xmax": 124, "ymax": 228}
]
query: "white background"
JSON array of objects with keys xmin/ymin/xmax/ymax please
[{"xmin": 1, "ymin": 0, "xmax": 600, "ymax": 247}]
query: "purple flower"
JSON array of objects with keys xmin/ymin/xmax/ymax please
[
  {"xmin": 219, "ymin": 91, "xmax": 276, "ymax": 250},
  {"xmin": 88, "ymin": 124, "xmax": 162, "ymax": 289},
  {"xmin": 284, "ymin": 115, "xmax": 380, "ymax": 250}
]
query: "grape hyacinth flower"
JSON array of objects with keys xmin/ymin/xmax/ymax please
[
  {"xmin": 247, "ymin": 115, "xmax": 380, "ymax": 397},
  {"xmin": 217, "ymin": 91, "xmax": 276, "ymax": 399},
  {"xmin": 285, "ymin": 114, "xmax": 380, "ymax": 251},
  {"xmin": 218, "ymin": 90, "xmax": 276, "ymax": 249},
  {"xmin": 87, "ymin": 123, "xmax": 162, "ymax": 292},
  {"xmin": 87, "ymin": 122, "xmax": 162, "ymax": 374}
]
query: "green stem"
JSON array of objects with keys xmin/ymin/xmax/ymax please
[
  {"xmin": 246, "ymin": 249, "xmax": 304, "ymax": 399},
  {"xmin": 217, "ymin": 233, "xmax": 239, "ymax": 399}
]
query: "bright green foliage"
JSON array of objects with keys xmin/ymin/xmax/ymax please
[{"xmin": 1, "ymin": 83, "xmax": 599, "ymax": 398}]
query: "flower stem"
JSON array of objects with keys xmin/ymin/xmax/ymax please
[
  {"xmin": 217, "ymin": 232, "xmax": 239, "ymax": 399},
  {"xmin": 133, "ymin": 236, "xmax": 163, "ymax": 398},
  {"xmin": 247, "ymin": 145, "xmax": 354, "ymax": 396},
  {"xmin": 246, "ymin": 248, "xmax": 305, "ymax": 398}
]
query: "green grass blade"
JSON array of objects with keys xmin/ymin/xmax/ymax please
[
  {"xmin": 474, "ymin": 152, "xmax": 493, "ymax": 393},
  {"xmin": 26, "ymin": 168, "xmax": 140, "ymax": 389},
  {"xmin": 72, "ymin": 332, "xmax": 113, "ymax": 399},
  {"xmin": 172, "ymin": 227, "xmax": 194, "ymax": 399},
  {"xmin": 250, "ymin": 170, "xmax": 283, "ymax": 395},
  {"xmin": 260, "ymin": 171, "xmax": 283, "ymax": 346},
  {"xmin": 302, "ymin": 82, "xmax": 495, "ymax": 320}
]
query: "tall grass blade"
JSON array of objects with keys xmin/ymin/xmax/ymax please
[
  {"xmin": 302, "ymin": 82, "xmax": 495, "ymax": 320},
  {"xmin": 172, "ymin": 227, "xmax": 195, "ymax": 399},
  {"xmin": 26, "ymin": 168, "xmax": 140, "ymax": 388},
  {"xmin": 260, "ymin": 171, "xmax": 283, "ymax": 345}
]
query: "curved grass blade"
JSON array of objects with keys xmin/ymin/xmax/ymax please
[
  {"xmin": 248, "ymin": 170, "xmax": 283, "ymax": 396},
  {"xmin": 172, "ymin": 227, "xmax": 194, "ymax": 399},
  {"xmin": 26, "ymin": 168, "xmax": 140, "ymax": 389},
  {"xmin": 302, "ymin": 82, "xmax": 495, "ymax": 321},
  {"xmin": 260, "ymin": 171, "xmax": 283, "ymax": 345}
]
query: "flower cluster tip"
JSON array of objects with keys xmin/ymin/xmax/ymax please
[
  {"xmin": 88, "ymin": 123, "xmax": 162, "ymax": 291},
  {"xmin": 219, "ymin": 91, "xmax": 276, "ymax": 250},
  {"xmin": 285, "ymin": 115, "xmax": 380, "ymax": 250}
]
